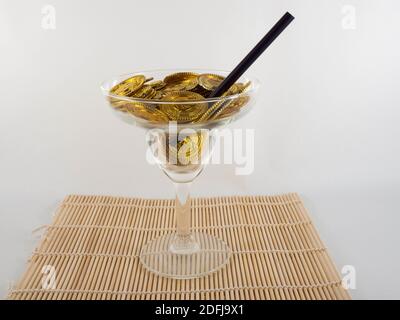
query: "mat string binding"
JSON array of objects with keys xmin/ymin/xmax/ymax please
[
  {"xmin": 41, "ymin": 220, "xmax": 312, "ymax": 231},
  {"xmin": 9, "ymin": 280, "xmax": 344, "ymax": 296},
  {"xmin": 31, "ymin": 247, "xmax": 327, "ymax": 258}
]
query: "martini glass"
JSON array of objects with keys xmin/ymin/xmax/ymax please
[{"xmin": 101, "ymin": 69, "xmax": 259, "ymax": 279}]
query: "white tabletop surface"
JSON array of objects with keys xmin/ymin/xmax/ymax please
[{"xmin": 1, "ymin": 0, "xmax": 399, "ymax": 299}]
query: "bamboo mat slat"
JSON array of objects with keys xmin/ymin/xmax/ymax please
[{"xmin": 8, "ymin": 193, "xmax": 350, "ymax": 300}]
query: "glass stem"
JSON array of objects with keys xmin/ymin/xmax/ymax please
[
  {"xmin": 175, "ymin": 182, "xmax": 191, "ymax": 237},
  {"xmin": 169, "ymin": 182, "xmax": 199, "ymax": 254}
]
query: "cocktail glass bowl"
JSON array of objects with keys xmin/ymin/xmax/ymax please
[{"xmin": 101, "ymin": 69, "xmax": 259, "ymax": 279}]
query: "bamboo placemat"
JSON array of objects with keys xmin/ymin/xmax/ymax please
[{"xmin": 8, "ymin": 193, "xmax": 350, "ymax": 300}]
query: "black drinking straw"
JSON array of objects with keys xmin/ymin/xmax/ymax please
[{"xmin": 208, "ymin": 12, "xmax": 295, "ymax": 98}]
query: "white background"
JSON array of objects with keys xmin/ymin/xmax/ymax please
[{"xmin": 1, "ymin": 0, "xmax": 399, "ymax": 299}]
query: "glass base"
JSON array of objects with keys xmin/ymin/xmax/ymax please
[{"xmin": 139, "ymin": 232, "xmax": 231, "ymax": 279}]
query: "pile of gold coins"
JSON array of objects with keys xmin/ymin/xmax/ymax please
[
  {"xmin": 151, "ymin": 130, "xmax": 208, "ymax": 167},
  {"xmin": 108, "ymin": 72, "xmax": 251, "ymax": 123}
]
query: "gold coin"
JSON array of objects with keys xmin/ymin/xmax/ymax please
[
  {"xmin": 236, "ymin": 81, "xmax": 251, "ymax": 93},
  {"xmin": 153, "ymin": 91, "xmax": 165, "ymax": 100},
  {"xmin": 163, "ymin": 72, "xmax": 199, "ymax": 92},
  {"xmin": 147, "ymin": 80, "xmax": 166, "ymax": 90},
  {"xmin": 110, "ymin": 75, "xmax": 146, "ymax": 96},
  {"xmin": 195, "ymin": 99, "xmax": 228, "ymax": 122},
  {"xmin": 159, "ymin": 91, "xmax": 207, "ymax": 122},
  {"xmin": 108, "ymin": 97, "xmax": 130, "ymax": 111},
  {"xmin": 215, "ymin": 95, "xmax": 250, "ymax": 119},
  {"xmin": 110, "ymin": 82, "xmax": 133, "ymax": 96},
  {"xmin": 222, "ymin": 83, "xmax": 241, "ymax": 96},
  {"xmin": 213, "ymin": 82, "xmax": 251, "ymax": 119},
  {"xmin": 176, "ymin": 132, "xmax": 205, "ymax": 165},
  {"xmin": 161, "ymin": 90, "xmax": 205, "ymax": 102},
  {"xmin": 198, "ymin": 73, "xmax": 225, "ymax": 91},
  {"xmin": 125, "ymin": 102, "xmax": 169, "ymax": 122},
  {"xmin": 145, "ymin": 90, "xmax": 157, "ymax": 99},
  {"xmin": 222, "ymin": 81, "xmax": 251, "ymax": 96},
  {"xmin": 132, "ymin": 85, "xmax": 156, "ymax": 99}
]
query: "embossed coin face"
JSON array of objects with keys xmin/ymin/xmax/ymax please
[
  {"xmin": 132, "ymin": 85, "xmax": 156, "ymax": 99},
  {"xmin": 110, "ymin": 82, "xmax": 134, "ymax": 96},
  {"xmin": 147, "ymin": 80, "xmax": 166, "ymax": 91},
  {"xmin": 198, "ymin": 73, "xmax": 225, "ymax": 91},
  {"xmin": 159, "ymin": 91, "xmax": 207, "ymax": 122},
  {"xmin": 110, "ymin": 75, "xmax": 146, "ymax": 96},
  {"xmin": 176, "ymin": 132, "xmax": 205, "ymax": 165},
  {"xmin": 125, "ymin": 102, "xmax": 169, "ymax": 123},
  {"xmin": 163, "ymin": 72, "xmax": 199, "ymax": 92},
  {"xmin": 161, "ymin": 90, "xmax": 204, "ymax": 102}
]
